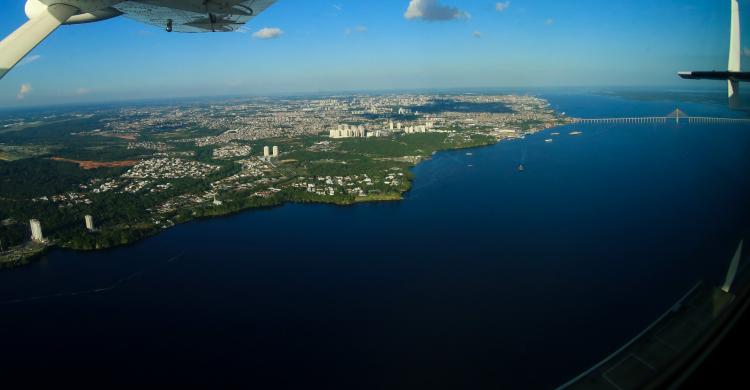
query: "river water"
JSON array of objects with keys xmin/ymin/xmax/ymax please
[{"xmin": 1, "ymin": 91, "xmax": 749, "ymax": 388}]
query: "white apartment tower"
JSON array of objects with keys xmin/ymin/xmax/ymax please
[
  {"xmin": 329, "ymin": 124, "xmax": 367, "ymax": 139},
  {"xmin": 85, "ymin": 215, "xmax": 94, "ymax": 231},
  {"xmin": 30, "ymin": 219, "xmax": 43, "ymax": 242}
]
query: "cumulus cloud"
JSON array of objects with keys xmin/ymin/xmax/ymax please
[
  {"xmin": 495, "ymin": 1, "xmax": 511, "ymax": 12},
  {"xmin": 17, "ymin": 83, "xmax": 32, "ymax": 100},
  {"xmin": 545, "ymin": 18, "xmax": 555, "ymax": 25},
  {"xmin": 252, "ymin": 27, "xmax": 284, "ymax": 39},
  {"xmin": 404, "ymin": 0, "xmax": 469, "ymax": 21},
  {"xmin": 473, "ymin": 30, "xmax": 482, "ymax": 38},
  {"xmin": 345, "ymin": 25, "xmax": 367, "ymax": 35},
  {"xmin": 18, "ymin": 55, "xmax": 42, "ymax": 66}
]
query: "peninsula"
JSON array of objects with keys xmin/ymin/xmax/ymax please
[{"xmin": 0, "ymin": 93, "xmax": 570, "ymax": 268}]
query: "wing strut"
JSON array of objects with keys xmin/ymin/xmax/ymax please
[
  {"xmin": 0, "ymin": 3, "xmax": 78, "ymax": 80},
  {"xmin": 678, "ymin": 0, "xmax": 744, "ymax": 106}
]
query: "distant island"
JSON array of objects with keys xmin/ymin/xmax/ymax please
[{"xmin": 0, "ymin": 94, "xmax": 571, "ymax": 268}]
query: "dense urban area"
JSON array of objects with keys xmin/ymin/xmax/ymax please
[{"xmin": 0, "ymin": 93, "xmax": 571, "ymax": 267}]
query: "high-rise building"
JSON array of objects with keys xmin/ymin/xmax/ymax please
[
  {"xmin": 272, "ymin": 146, "xmax": 279, "ymax": 157},
  {"xmin": 84, "ymin": 215, "xmax": 94, "ymax": 231},
  {"xmin": 330, "ymin": 124, "xmax": 368, "ymax": 139},
  {"xmin": 263, "ymin": 146, "xmax": 270, "ymax": 157},
  {"xmin": 404, "ymin": 124, "xmax": 428, "ymax": 134},
  {"xmin": 30, "ymin": 219, "xmax": 43, "ymax": 242},
  {"xmin": 389, "ymin": 121, "xmax": 394, "ymax": 130}
]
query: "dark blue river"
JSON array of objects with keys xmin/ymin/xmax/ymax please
[{"xmin": 1, "ymin": 91, "xmax": 749, "ymax": 388}]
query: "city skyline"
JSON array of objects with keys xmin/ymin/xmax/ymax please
[{"xmin": 0, "ymin": 0, "xmax": 745, "ymax": 107}]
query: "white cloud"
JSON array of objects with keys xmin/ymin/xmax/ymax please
[
  {"xmin": 75, "ymin": 87, "xmax": 92, "ymax": 95},
  {"xmin": 17, "ymin": 83, "xmax": 32, "ymax": 100},
  {"xmin": 495, "ymin": 1, "xmax": 511, "ymax": 12},
  {"xmin": 404, "ymin": 0, "xmax": 469, "ymax": 21},
  {"xmin": 18, "ymin": 55, "xmax": 41, "ymax": 67},
  {"xmin": 345, "ymin": 25, "xmax": 368, "ymax": 35},
  {"xmin": 328, "ymin": 4, "xmax": 343, "ymax": 16},
  {"xmin": 545, "ymin": 18, "xmax": 555, "ymax": 25},
  {"xmin": 252, "ymin": 27, "xmax": 284, "ymax": 39},
  {"xmin": 473, "ymin": 30, "xmax": 482, "ymax": 38}
]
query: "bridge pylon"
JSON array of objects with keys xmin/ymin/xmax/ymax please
[{"xmin": 666, "ymin": 108, "xmax": 689, "ymax": 123}]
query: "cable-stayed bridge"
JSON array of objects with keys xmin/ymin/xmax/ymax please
[{"xmin": 572, "ymin": 109, "xmax": 750, "ymax": 124}]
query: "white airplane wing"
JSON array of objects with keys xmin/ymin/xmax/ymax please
[
  {"xmin": 0, "ymin": 0, "xmax": 278, "ymax": 80},
  {"xmin": 114, "ymin": 0, "xmax": 278, "ymax": 33}
]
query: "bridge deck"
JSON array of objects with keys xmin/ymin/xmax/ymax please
[{"xmin": 572, "ymin": 117, "xmax": 750, "ymax": 124}]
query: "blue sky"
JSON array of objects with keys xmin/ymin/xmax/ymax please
[{"xmin": 0, "ymin": 0, "xmax": 745, "ymax": 106}]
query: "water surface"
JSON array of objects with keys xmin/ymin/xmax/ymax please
[{"xmin": 1, "ymin": 92, "xmax": 749, "ymax": 388}]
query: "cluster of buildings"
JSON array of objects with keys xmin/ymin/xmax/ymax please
[
  {"xmin": 213, "ymin": 144, "xmax": 252, "ymax": 159},
  {"xmin": 262, "ymin": 145, "xmax": 280, "ymax": 158},
  {"xmin": 31, "ymin": 191, "xmax": 93, "ymax": 206},
  {"xmin": 92, "ymin": 179, "xmax": 119, "ymax": 193},
  {"xmin": 329, "ymin": 121, "xmax": 434, "ymax": 139},
  {"xmin": 402, "ymin": 123, "xmax": 433, "ymax": 134},
  {"xmin": 94, "ymin": 93, "xmax": 564, "ymax": 151},
  {"xmin": 127, "ymin": 141, "xmax": 172, "ymax": 151},
  {"xmin": 329, "ymin": 124, "xmax": 367, "ymax": 139},
  {"xmin": 289, "ymin": 171, "xmax": 404, "ymax": 197},
  {"xmin": 122, "ymin": 158, "xmax": 221, "ymax": 180}
]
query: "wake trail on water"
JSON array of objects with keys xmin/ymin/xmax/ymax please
[{"xmin": 0, "ymin": 251, "xmax": 185, "ymax": 306}]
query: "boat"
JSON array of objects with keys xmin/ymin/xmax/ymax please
[
  {"xmin": 551, "ymin": 132, "xmax": 560, "ymax": 136},
  {"xmin": 517, "ymin": 164, "xmax": 525, "ymax": 172},
  {"xmin": 466, "ymin": 152, "xmax": 473, "ymax": 156},
  {"xmin": 545, "ymin": 139, "xmax": 553, "ymax": 143},
  {"xmin": 569, "ymin": 131, "xmax": 583, "ymax": 136}
]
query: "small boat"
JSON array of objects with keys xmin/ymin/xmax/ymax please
[
  {"xmin": 569, "ymin": 131, "xmax": 583, "ymax": 136},
  {"xmin": 551, "ymin": 132, "xmax": 560, "ymax": 136},
  {"xmin": 518, "ymin": 164, "xmax": 525, "ymax": 172},
  {"xmin": 466, "ymin": 152, "xmax": 473, "ymax": 156},
  {"xmin": 545, "ymin": 139, "xmax": 553, "ymax": 143}
]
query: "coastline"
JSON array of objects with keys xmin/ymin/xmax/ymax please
[{"xmin": 0, "ymin": 132, "xmax": 518, "ymax": 270}]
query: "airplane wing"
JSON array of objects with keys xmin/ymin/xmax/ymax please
[
  {"xmin": 678, "ymin": 0, "xmax": 745, "ymax": 106},
  {"xmin": 678, "ymin": 71, "xmax": 750, "ymax": 82},
  {"xmin": 113, "ymin": 0, "xmax": 278, "ymax": 33},
  {"xmin": 0, "ymin": 0, "xmax": 278, "ymax": 80}
]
